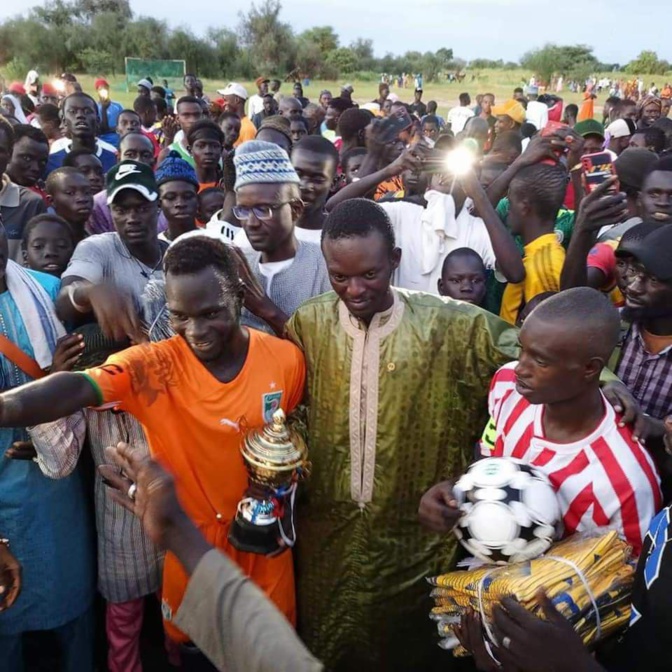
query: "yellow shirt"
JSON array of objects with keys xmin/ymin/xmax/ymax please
[
  {"xmin": 500, "ymin": 233, "xmax": 565, "ymax": 324},
  {"xmin": 234, "ymin": 116, "xmax": 258, "ymax": 147}
]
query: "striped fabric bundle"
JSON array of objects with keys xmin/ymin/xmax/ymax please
[{"xmin": 428, "ymin": 532, "xmax": 635, "ymax": 655}]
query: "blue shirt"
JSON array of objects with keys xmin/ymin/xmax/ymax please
[
  {"xmin": 97, "ymin": 100, "xmax": 124, "ymax": 148},
  {"xmin": 46, "ymin": 137, "xmax": 118, "ymax": 177},
  {"xmin": 0, "ymin": 271, "xmax": 94, "ymax": 634}
]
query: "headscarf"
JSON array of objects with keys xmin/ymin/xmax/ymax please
[
  {"xmin": 1, "ymin": 94, "xmax": 28, "ymax": 124},
  {"xmin": 637, "ymin": 95, "xmax": 662, "ymax": 118}
]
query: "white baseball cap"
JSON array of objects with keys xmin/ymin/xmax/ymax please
[
  {"xmin": 606, "ymin": 118, "xmax": 634, "ymax": 139},
  {"xmin": 217, "ymin": 83, "xmax": 248, "ymax": 100}
]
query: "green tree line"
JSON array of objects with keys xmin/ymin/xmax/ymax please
[
  {"xmin": 0, "ymin": 0, "xmax": 458, "ymax": 81},
  {"xmin": 1, "ymin": 0, "xmax": 668, "ymax": 82}
]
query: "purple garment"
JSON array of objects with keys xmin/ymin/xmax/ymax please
[
  {"xmin": 616, "ymin": 322, "xmax": 672, "ymax": 420},
  {"xmin": 87, "ymin": 190, "xmax": 167, "ymax": 236}
]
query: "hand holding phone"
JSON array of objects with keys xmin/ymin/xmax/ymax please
[{"xmin": 581, "ymin": 152, "xmax": 619, "ymax": 194}]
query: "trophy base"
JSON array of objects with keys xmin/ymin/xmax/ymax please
[{"xmin": 228, "ymin": 514, "xmax": 285, "ymax": 556}]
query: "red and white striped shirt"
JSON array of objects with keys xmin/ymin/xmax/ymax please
[{"xmin": 481, "ymin": 363, "xmax": 662, "ymax": 554}]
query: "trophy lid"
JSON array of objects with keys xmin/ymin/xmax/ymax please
[{"xmin": 241, "ymin": 409, "xmax": 305, "ymax": 471}]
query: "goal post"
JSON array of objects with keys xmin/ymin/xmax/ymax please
[{"xmin": 124, "ymin": 58, "xmax": 186, "ymax": 92}]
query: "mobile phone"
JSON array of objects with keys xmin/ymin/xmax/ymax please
[
  {"xmin": 581, "ymin": 152, "xmax": 618, "ymax": 194},
  {"xmin": 379, "ymin": 106, "xmax": 413, "ymax": 143}
]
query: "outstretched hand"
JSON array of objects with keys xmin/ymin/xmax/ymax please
[{"xmin": 99, "ymin": 442, "xmax": 188, "ymax": 549}]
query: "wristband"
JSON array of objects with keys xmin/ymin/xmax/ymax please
[{"xmin": 67, "ymin": 285, "xmax": 88, "ymax": 313}]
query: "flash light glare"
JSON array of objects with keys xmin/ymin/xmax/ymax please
[
  {"xmin": 53, "ymin": 79, "xmax": 65, "ymax": 93},
  {"xmin": 443, "ymin": 145, "xmax": 477, "ymax": 176}
]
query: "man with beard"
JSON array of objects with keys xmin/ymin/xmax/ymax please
[
  {"xmin": 613, "ymin": 223, "xmax": 672, "ymax": 436},
  {"xmin": 561, "ymin": 158, "xmax": 672, "ymax": 303},
  {"xmin": 46, "ymin": 93, "xmax": 117, "ymax": 176}
]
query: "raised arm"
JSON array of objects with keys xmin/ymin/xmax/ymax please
[
  {"xmin": 0, "ymin": 372, "xmax": 98, "ymax": 429},
  {"xmin": 460, "ymin": 171, "xmax": 525, "ymax": 284},
  {"xmin": 485, "ymin": 136, "xmax": 566, "ymax": 207},
  {"xmin": 560, "ymin": 178, "xmax": 627, "ymax": 290},
  {"xmin": 326, "ymin": 147, "xmax": 421, "ymax": 212}
]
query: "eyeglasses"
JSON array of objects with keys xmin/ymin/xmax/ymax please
[{"xmin": 232, "ymin": 202, "xmax": 291, "ymax": 221}]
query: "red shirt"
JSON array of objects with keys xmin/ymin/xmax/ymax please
[{"xmin": 481, "ymin": 363, "xmax": 662, "ymax": 554}]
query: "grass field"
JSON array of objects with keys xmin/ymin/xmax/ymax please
[{"xmin": 18, "ymin": 69, "xmax": 618, "ymax": 118}]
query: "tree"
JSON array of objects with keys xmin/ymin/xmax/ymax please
[
  {"xmin": 238, "ymin": 0, "xmax": 296, "ymax": 76},
  {"xmin": 349, "ymin": 38, "xmax": 375, "ymax": 71},
  {"xmin": 79, "ymin": 47, "xmax": 116, "ymax": 75},
  {"xmin": 326, "ymin": 48, "xmax": 357, "ymax": 75},
  {"xmin": 207, "ymin": 28, "xmax": 241, "ymax": 79},
  {"xmin": 300, "ymin": 26, "xmax": 338, "ymax": 56},
  {"xmin": 436, "ymin": 48, "xmax": 454, "ymax": 68},
  {"xmin": 74, "ymin": 0, "xmax": 132, "ymax": 21},
  {"xmin": 626, "ymin": 51, "xmax": 670, "ymax": 75},
  {"xmin": 521, "ymin": 44, "xmax": 598, "ymax": 84}
]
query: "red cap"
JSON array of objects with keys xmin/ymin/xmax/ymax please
[
  {"xmin": 94, "ymin": 78, "xmax": 110, "ymax": 90},
  {"xmin": 8, "ymin": 82, "xmax": 26, "ymax": 95},
  {"xmin": 41, "ymin": 83, "xmax": 58, "ymax": 96}
]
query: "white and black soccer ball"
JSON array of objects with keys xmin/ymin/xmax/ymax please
[{"xmin": 453, "ymin": 457, "xmax": 560, "ymax": 564}]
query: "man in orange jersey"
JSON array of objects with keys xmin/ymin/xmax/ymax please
[{"xmin": 0, "ymin": 235, "xmax": 305, "ymax": 666}]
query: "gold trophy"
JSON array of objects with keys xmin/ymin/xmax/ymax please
[{"xmin": 229, "ymin": 409, "xmax": 309, "ymax": 556}]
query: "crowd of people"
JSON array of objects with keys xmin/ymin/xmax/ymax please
[{"xmin": 0, "ymin": 66, "xmax": 671, "ymax": 672}]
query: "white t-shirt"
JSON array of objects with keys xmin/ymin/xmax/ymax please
[
  {"xmin": 258, "ymin": 258, "xmax": 294, "ymax": 293},
  {"xmin": 379, "ymin": 191, "xmax": 496, "ymax": 294},
  {"xmin": 525, "ymin": 100, "xmax": 549, "ymax": 131},
  {"xmin": 205, "ymin": 210, "xmax": 243, "ymax": 244},
  {"xmin": 248, "ymin": 94, "xmax": 265, "ymax": 118},
  {"xmin": 447, "ymin": 106, "xmax": 475, "ymax": 134}
]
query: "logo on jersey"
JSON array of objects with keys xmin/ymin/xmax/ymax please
[
  {"xmin": 262, "ymin": 391, "xmax": 283, "ymax": 422},
  {"xmin": 480, "ymin": 415, "xmax": 497, "ymax": 453}
]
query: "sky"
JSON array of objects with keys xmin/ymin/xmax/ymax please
[{"xmin": 0, "ymin": 0, "xmax": 668, "ymax": 65}]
